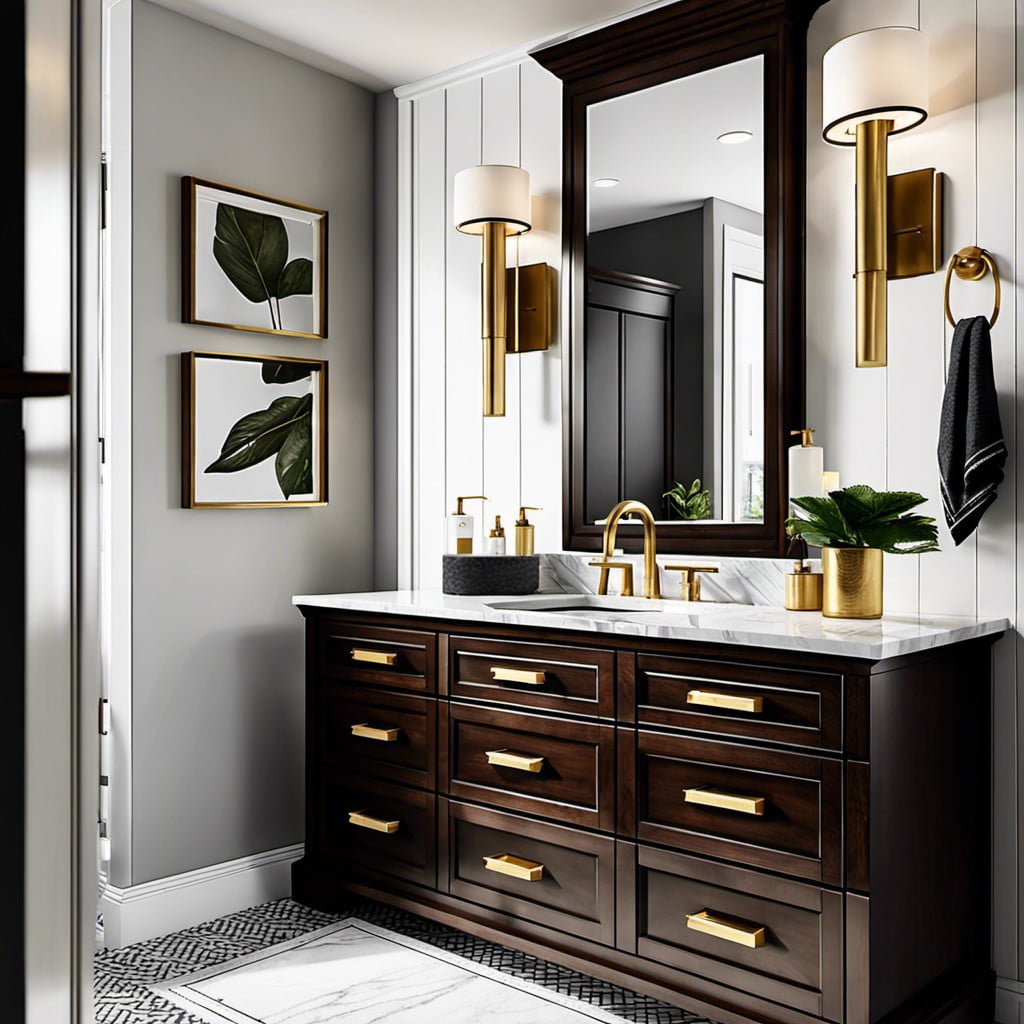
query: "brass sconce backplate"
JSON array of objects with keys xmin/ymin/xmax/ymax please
[
  {"xmin": 887, "ymin": 168, "xmax": 944, "ymax": 279},
  {"xmin": 506, "ymin": 262, "xmax": 555, "ymax": 353}
]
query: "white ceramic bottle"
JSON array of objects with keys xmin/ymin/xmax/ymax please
[
  {"xmin": 486, "ymin": 515, "xmax": 506, "ymax": 555},
  {"xmin": 445, "ymin": 495, "xmax": 487, "ymax": 554},
  {"xmin": 788, "ymin": 429, "xmax": 824, "ymax": 504}
]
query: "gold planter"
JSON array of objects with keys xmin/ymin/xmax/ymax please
[{"xmin": 822, "ymin": 547, "xmax": 883, "ymax": 619}]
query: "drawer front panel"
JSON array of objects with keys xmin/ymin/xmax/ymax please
[
  {"xmin": 632, "ymin": 845, "xmax": 842, "ymax": 1021},
  {"xmin": 635, "ymin": 654, "xmax": 842, "ymax": 751},
  {"xmin": 318, "ymin": 620, "xmax": 436, "ymax": 693},
  {"xmin": 632, "ymin": 731, "xmax": 841, "ymax": 884},
  {"xmin": 317, "ymin": 774, "xmax": 436, "ymax": 888},
  {"xmin": 449, "ymin": 635, "xmax": 615, "ymax": 717},
  {"xmin": 319, "ymin": 684, "xmax": 435, "ymax": 789},
  {"xmin": 443, "ymin": 800, "xmax": 615, "ymax": 946},
  {"xmin": 444, "ymin": 703, "xmax": 614, "ymax": 830}
]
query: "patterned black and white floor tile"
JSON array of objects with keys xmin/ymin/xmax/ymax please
[{"xmin": 94, "ymin": 898, "xmax": 719, "ymax": 1024}]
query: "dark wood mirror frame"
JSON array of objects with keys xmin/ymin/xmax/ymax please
[{"xmin": 532, "ymin": 0, "xmax": 827, "ymax": 556}]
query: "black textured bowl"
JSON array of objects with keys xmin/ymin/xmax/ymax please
[{"xmin": 442, "ymin": 554, "xmax": 540, "ymax": 596}]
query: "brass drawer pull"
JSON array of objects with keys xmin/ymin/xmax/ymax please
[
  {"xmin": 351, "ymin": 648, "xmax": 398, "ymax": 666},
  {"xmin": 483, "ymin": 853, "xmax": 544, "ymax": 881},
  {"xmin": 350, "ymin": 723, "xmax": 401, "ymax": 742},
  {"xmin": 686, "ymin": 689, "xmax": 763, "ymax": 714},
  {"xmin": 683, "ymin": 787, "xmax": 765, "ymax": 816},
  {"xmin": 486, "ymin": 748, "xmax": 545, "ymax": 773},
  {"xmin": 347, "ymin": 810, "xmax": 399, "ymax": 834},
  {"xmin": 686, "ymin": 910, "xmax": 766, "ymax": 948},
  {"xmin": 491, "ymin": 666, "xmax": 547, "ymax": 686}
]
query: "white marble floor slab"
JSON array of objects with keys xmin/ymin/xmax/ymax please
[{"xmin": 150, "ymin": 918, "xmax": 629, "ymax": 1024}]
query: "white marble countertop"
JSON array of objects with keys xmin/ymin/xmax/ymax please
[{"xmin": 292, "ymin": 588, "xmax": 1009, "ymax": 661}]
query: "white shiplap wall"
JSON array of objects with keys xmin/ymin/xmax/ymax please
[
  {"xmin": 396, "ymin": 0, "xmax": 1023, "ymax": 1009},
  {"xmin": 400, "ymin": 58, "xmax": 563, "ymax": 588}
]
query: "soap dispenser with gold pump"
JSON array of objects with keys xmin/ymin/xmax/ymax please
[
  {"xmin": 486, "ymin": 515, "xmax": 507, "ymax": 555},
  {"xmin": 446, "ymin": 495, "xmax": 488, "ymax": 554},
  {"xmin": 514, "ymin": 506, "xmax": 542, "ymax": 555}
]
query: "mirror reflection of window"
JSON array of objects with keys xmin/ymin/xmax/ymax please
[{"xmin": 584, "ymin": 55, "xmax": 765, "ymax": 525}]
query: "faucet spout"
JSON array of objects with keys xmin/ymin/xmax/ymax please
[{"xmin": 598, "ymin": 500, "xmax": 661, "ymax": 599}]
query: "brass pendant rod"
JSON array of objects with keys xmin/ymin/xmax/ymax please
[
  {"xmin": 855, "ymin": 119, "xmax": 892, "ymax": 367},
  {"xmin": 481, "ymin": 221, "xmax": 507, "ymax": 417}
]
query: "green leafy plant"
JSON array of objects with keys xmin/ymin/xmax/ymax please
[
  {"xmin": 204, "ymin": 361, "xmax": 316, "ymax": 499},
  {"xmin": 664, "ymin": 478, "xmax": 712, "ymax": 521},
  {"xmin": 213, "ymin": 204, "xmax": 313, "ymax": 331},
  {"xmin": 786, "ymin": 484, "xmax": 940, "ymax": 554}
]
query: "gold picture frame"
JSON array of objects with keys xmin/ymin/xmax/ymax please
[
  {"xmin": 181, "ymin": 351, "xmax": 328, "ymax": 509},
  {"xmin": 182, "ymin": 176, "xmax": 328, "ymax": 338}
]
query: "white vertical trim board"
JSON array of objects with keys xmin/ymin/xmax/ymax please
[
  {"xmin": 396, "ymin": 96, "xmax": 414, "ymax": 589},
  {"xmin": 100, "ymin": 844, "xmax": 304, "ymax": 949}
]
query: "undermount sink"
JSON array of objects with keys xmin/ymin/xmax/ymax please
[{"xmin": 484, "ymin": 594, "xmax": 749, "ymax": 619}]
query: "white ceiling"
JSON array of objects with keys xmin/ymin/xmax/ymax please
[
  {"xmin": 588, "ymin": 55, "xmax": 764, "ymax": 232},
  {"xmin": 149, "ymin": 0, "xmax": 674, "ymax": 92}
]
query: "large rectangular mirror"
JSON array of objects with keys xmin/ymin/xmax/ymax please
[
  {"xmin": 586, "ymin": 55, "xmax": 765, "ymax": 526},
  {"xmin": 534, "ymin": 0, "xmax": 821, "ymax": 555}
]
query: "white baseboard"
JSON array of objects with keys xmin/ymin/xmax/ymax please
[
  {"xmin": 997, "ymin": 977, "xmax": 1024, "ymax": 1024},
  {"xmin": 100, "ymin": 843, "xmax": 303, "ymax": 948}
]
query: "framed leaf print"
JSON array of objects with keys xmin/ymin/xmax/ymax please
[
  {"xmin": 182, "ymin": 177, "xmax": 327, "ymax": 338},
  {"xmin": 182, "ymin": 351, "xmax": 327, "ymax": 508}
]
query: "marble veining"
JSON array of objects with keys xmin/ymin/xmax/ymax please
[
  {"xmin": 294, "ymin": 580, "xmax": 1009, "ymax": 661},
  {"xmin": 541, "ymin": 552, "xmax": 794, "ymax": 606},
  {"xmin": 151, "ymin": 919, "xmax": 628, "ymax": 1024}
]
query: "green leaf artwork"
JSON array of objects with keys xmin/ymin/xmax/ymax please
[
  {"xmin": 260, "ymin": 359, "xmax": 317, "ymax": 385},
  {"xmin": 212, "ymin": 203, "xmax": 313, "ymax": 331},
  {"xmin": 205, "ymin": 392, "xmax": 313, "ymax": 499}
]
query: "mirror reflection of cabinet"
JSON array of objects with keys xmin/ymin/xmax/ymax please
[
  {"xmin": 533, "ymin": 0, "xmax": 824, "ymax": 555},
  {"xmin": 584, "ymin": 270, "xmax": 678, "ymax": 521}
]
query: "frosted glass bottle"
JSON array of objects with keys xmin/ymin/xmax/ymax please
[{"xmin": 788, "ymin": 429, "xmax": 824, "ymax": 503}]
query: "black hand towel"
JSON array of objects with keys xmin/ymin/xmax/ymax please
[{"xmin": 937, "ymin": 315, "xmax": 1007, "ymax": 545}]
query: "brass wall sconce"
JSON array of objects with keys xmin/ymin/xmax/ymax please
[
  {"xmin": 454, "ymin": 164, "xmax": 532, "ymax": 416},
  {"xmin": 822, "ymin": 27, "xmax": 940, "ymax": 368}
]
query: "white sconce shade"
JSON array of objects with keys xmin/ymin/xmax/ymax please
[
  {"xmin": 822, "ymin": 27, "xmax": 928, "ymax": 145},
  {"xmin": 454, "ymin": 164, "xmax": 532, "ymax": 235}
]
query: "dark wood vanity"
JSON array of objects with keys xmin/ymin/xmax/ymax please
[{"xmin": 293, "ymin": 606, "xmax": 998, "ymax": 1024}]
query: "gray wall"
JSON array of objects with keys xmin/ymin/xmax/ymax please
[{"xmin": 131, "ymin": 0, "xmax": 374, "ymax": 883}]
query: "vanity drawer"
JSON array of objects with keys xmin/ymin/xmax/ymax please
[
  {"xmin": 629, "ymin": 730, "xmax": 842, "ymax": 885},
  {"xmin": 442, "ymin": 799, "xmax": 615, "ymax": 946},
  {"xmin": 634, "ymin": 654, "xmax": 842, "ymax": 752},
  {"xmin": 316, "ymin": 773, "xmax": 436, "ymax": 888},
  {"xmin": 318, "ymin": 619, "xmax": 436, "ymax": 693},
  {"xmin": 443, "ymin": 702, "xmax": 615, "ymax": 831},
  {"xmin": 318, "ymin": 684, "xmax": 435, "ymax": 789},
  {"xmin": 625, "ymin": 844, "xmax": 842, "ymax": 1022},
  {"xmin": 448, "ymin": 635, "xmax": 615, "ymax": 718}
]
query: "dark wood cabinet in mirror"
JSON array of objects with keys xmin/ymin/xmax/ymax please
[{"xmin": 532, "ymin": 0, "xmax": 826, "ymax": 555}]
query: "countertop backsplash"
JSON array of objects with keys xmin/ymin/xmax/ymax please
[{"xmin": 540, "ymin": 552, "xmax": 801, "ymax": 606}]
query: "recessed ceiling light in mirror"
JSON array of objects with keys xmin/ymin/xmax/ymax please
[
  {"xmin": 717, "ymin": 130, "xmax": 754, "ymax": 144},
  {"xmin": 592, "ymin": 177, "xmax": 621, "ymax": 188}
]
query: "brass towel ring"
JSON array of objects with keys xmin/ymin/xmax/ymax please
[{"xmin": 943, "ymin": 245, "xmax": 1001, "ymax": 328}]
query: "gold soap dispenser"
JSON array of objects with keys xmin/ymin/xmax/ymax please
[
  {"xmin": 514, "ymin": 506, "xmax": 542, "ymax": 555},
  {"xmin": 785, "ymin": 538, "xmax": 824, "ymax": 611}
]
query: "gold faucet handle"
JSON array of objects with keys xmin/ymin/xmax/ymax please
[
  {"xmin": 665, "ymin": 563, "xmax": 720, "ymax": 602},
  {"xmin": 589, "ymin": 560, "xmax": 635, "ymax": 598}
]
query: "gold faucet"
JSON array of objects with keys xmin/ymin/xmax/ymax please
[{"xmin": 589, "ymin": 500, "xmax": 661, "ymax": 599}]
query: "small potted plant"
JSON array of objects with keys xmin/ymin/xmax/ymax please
[
  {"xmin": 786, "ymin": 485, "xmax": 939, "ymax": 618},
  {"xmin": 664, "ymin": 478, "xmax": 712, "ymax": 520}
]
